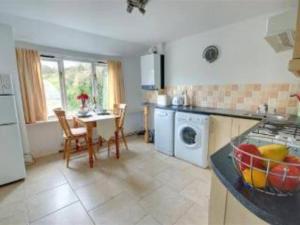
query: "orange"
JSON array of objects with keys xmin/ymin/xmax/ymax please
[{"xmin": 242, "ymin": 169, "xmax": 267, "ymax": 188}]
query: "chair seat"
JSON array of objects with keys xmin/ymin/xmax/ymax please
[{"xmin": 63, "ymin": 127, "xmax": 87, "ymax": 138}]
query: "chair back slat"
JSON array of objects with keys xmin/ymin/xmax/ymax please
[
  {"xmin": 114, "ymin": 103, "xmax": 127, "ymax": 129},
  {"xmin": 53, "ymin": 108, "xmax": 73, "ymax": 138}
]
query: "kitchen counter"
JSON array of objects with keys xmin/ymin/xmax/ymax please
[
  {"xmin": 143, "ymin": 102, "xmax": 265, "ymax": 120},
  {"xmin": 210, "ymin": 118, "xmax": 300, "ymax": 225},
  {"xmin": 144, "ymin": 103, "xmax": 300, "ymax": 123}
]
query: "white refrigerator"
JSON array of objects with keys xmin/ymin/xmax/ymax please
[{"xmin": 0, "ymin": 74, "xmax": 26, "ymax": 185}]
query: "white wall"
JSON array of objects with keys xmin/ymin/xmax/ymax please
[
  {"xmin": 165, "ymin": 15, "xmax": 299, "ymax": 86},
  {"xmin": 0, "ymin": 23, "xmax": 31, "ymax": 161}
]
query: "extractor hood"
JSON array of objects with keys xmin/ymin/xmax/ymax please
[
  {"xmin": 289, "ymin": 2, "xmax": 300, "ymax": 76},
  {"xmin": 265, "ymin": 10, "xmax": 297, "ymax": 53}
]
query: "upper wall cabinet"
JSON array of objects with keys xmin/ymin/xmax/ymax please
[{"xmin": 141, "ymin": 54, "xmax": 164, "ymax": 90}]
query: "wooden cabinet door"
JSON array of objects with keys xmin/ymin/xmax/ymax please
[
  {"xmin": 209, "ymin": 117, "xmax": 260, "ymax": 225},
  {"xmin": 208, "ymin": 116, "xmax": 233, "ymax": 156},
  {"xmin": 209, "ymin": 173, "xmax": 228, "ymax": 225},
  {"xmin": 231, "ymin": 118, "xmax": 259, "ymax": 138},
  {"xmin": 224, "ymin": 192, "xmax": 268, "ymax": 225}
]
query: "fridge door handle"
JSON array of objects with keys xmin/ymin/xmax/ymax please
[{"xmin": 0, "ymin": 122, "xmax": 16, "ymax": 126}]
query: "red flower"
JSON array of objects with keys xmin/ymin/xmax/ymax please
[{"xmin": 77, "ymin": 92, "xmax": 89, "ymax": 100}]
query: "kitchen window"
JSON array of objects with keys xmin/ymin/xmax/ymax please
[{"xmin": 41, "ymin": 57, "xmax": 109, "ymax": 118}]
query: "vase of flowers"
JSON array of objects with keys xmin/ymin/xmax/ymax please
[{"xmin": 77, "ymin": 92, "xmax": 89, "ymax": 112}]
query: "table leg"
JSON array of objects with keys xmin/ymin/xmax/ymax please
[
  {"xmin": 115, "ymin": 118, "xmax": 120, "ymax": 159},
  {"xmin": 86, "ymin": 122, "xmax": 94, "ymax": 168}
]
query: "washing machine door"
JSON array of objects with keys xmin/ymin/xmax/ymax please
[{"xmin": 178, "ymin": 125, "xmax": 201, "ymax": 149}]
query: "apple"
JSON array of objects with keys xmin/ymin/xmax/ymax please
[
  {"xmin": 284, "ymin": 155, "xmax": 300, "ymax": 164},
  {"xmin": 268, "ymin": 164, "xmax": 300, "ymax": 192},
  {"xmin": 234, "ymin": 144, "xmax": 264, "ymax": 171}
]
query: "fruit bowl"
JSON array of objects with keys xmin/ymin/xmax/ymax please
[{"xmin": 231, "ymin": 136, "xmax": 300, "ymax": 196}]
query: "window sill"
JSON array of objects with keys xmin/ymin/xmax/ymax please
[{"xmin": 25, "ymin": 116, "xmax": 73, "ymax": 126}]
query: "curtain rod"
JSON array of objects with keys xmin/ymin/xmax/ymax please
[
  {"xmin": 40, "ymin": 54, "xmax": 107, "ymax": 64},
  {"xmin": 40, "ymin": 54, "xmax": 55, "ymax": 58}
]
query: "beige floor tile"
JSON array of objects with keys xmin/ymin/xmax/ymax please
[
  {"xmin": 0, "ymin": 137, "xmax": 213, "ymax": 225},
  {"xmin": 174, "ymin": 203, "xmax": 208, "ymax": 225},
  {"xmin": 155, "ymin": 167, "xmax": 195, "ymax": 192},
  {"xmin": 61, "ymin": 167, "xmax": 109, "ymax": 190},
  {"xmin": 26, "ymin": 184, "xmax": 78, "ymax": 222},
  {"xmin": 136, "ymin": 158, "xmax": 170, "ymax": 177},
  {"xmin": 0, "ymin": 181, "xmax": 25, "ymax": 206},
  {"xmin": 117, "ymin": 151, "xmax": 150, "ymax": 170},
  {"xmin": 24, "ymin": 170, "xmax": 67, "ymax": 197},
  {"xmin": 31, "ymin": 202, "xmax": 93, "ymax": 225},
  {"xmin": 139, "ymin": 186, "xmax": 193, "ymax": 225},
  {"xmin": 183, "ymin": 165, "xmax": 211, "ymax": 181},
  {"xmin": 0, "ymin": 201, "xmax": 27, "ymax": 221},
  {"xmin": 180, "ymin": 179, "xmax": 210, "ymax": 205},
  {"xmin": 163, "ymin": 157, "xmax": 191, "ymax": 170},
  {"xmin": 89, "ymin": 192, "xmax": 146, "ymax": 225},
  {"xmin": 101, "ymin": 160, "xmax": 136, "ymax": 179},
  {"xmin": 118, "ymin": 171, "xmax": 162, "ymax": 200},
  {"xmin": 136, "ymin": 215, "xmax": 161, "ymax": 225},
  {"xmin": 0, "ymin": 210, "xmax": 28, "ymax": 225},
  {"xmin": 76, "ymin": 177, "xmax": 123, "ymax": 211}
]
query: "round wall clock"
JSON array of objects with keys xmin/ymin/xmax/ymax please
[{"xmin": 202, "ymin": 45, "xmax": 219, "ymax": 63}]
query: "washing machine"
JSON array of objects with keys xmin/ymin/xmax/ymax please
[{"xmin": 174, "ymin": 112, "xmax": 210, "ymax": 168}]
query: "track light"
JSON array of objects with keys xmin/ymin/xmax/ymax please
[
  {"xmin": 139, "ymin": 7, "xmax": 146, "ymax": 14},
  {"xmin": 127, "ymin": 0, "xmax": 148, "ymax": 15},
  {"xmin": 127, "ymin": 4, "xmax": 134, "ymax": 13}
]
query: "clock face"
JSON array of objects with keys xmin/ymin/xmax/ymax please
[{"xmin": 203, "ymin": 46, "xmax": 219, "ymax": 63}]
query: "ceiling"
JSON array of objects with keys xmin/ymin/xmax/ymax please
[{"xmin": 0, "ymin": 0, "xmax": 297, "ymax": 46}]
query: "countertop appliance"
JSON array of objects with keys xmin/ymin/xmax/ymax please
[
  {"xmin": 0, "ymin": 74, "xmax": 26, "ymax": 185},
  {"xmin": 154, "ymin": 108, "xmax": 175, "ymax": 156},
  {"xmin": 172, "ymin": 96, "xmax": 184, "ymax": 106},
  {"xmin": 174, "ymin": 112, "xmax": 209, "ymax": 168},
  {"xmin": 141, "ymin": 54, "xmax": 164, "ymax": 90},
  {"xmin": 157, "ymin": 94, "xmax": 170, "ymax": 106}
]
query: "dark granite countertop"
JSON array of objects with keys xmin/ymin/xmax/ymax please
[
  {"xmin": 210, "ymin": 120, "xmax": 300, "ymax": 225},
  {"xmin": 143, "ymin": 102, "xmax": 264, "ymax": 120},
  {"xmin": 144, "ymin": 103, "xmax": 300, "ymax": 124}
]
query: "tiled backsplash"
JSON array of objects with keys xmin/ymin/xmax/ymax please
[{"xmin": 144, "ymin": 83, "xmax": 300, "ymax": 115}]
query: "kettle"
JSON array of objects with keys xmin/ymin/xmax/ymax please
[{"xmin": 172, "ymin": 96, "xmax": 184, "ymax": 106}]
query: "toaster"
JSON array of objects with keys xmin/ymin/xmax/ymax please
[
  {"xmin": 172, "ymin": 96, "xmax": 184, "ymax": 106},
  {"xmin": 157, "ymin": 95, "xmax": 170, "ymax": 106}
]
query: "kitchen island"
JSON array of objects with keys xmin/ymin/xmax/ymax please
[{"xmin": 209, "ymin": 116, "xmax": 300, "ymax": 225}]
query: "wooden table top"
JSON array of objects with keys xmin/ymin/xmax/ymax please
[{"xmin": 75, "ymin": 112, "xmax": 119, "ymax": 123}]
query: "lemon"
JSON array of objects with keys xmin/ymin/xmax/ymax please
[
  {"xmin": 242, "ymin": 169, "xmax": 267, "ymax": 188},
  {"xmin": 258, "ymin": 144, "xmax": 288, "ymax": 168}
]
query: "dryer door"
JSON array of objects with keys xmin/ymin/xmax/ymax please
[{"xmin": 178, "ymin": 125, "xmax": 201, "ymax": 149}]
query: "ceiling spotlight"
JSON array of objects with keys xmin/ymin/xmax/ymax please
[
  {"xmin": 127, "ymin": 4, "xmax": 134, "ymax": 13},
  {"xmin": 139, "ymin": 7, "xmax": 146, "ymax": 14},
  {"xmin": 127, "ymin": 0, "xmax": 148, "ymax": 15}
]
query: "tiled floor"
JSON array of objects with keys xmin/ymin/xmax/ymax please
[{"xmin": 0, "ymin": 136, "xmax": 211, "ymax": 225}]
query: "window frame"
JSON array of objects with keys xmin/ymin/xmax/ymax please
[{"xmin": 40, "ymin": 56, "xmax": 108, "ymax": 117}]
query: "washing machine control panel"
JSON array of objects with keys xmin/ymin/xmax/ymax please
[{"xmin": 176, "ymin": 113, "xmax": 208, "ymax": 125}]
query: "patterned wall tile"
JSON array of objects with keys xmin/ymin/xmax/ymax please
[{"xmin": 143, "ymin": 83, "xmax": 300, "ymax": 115}]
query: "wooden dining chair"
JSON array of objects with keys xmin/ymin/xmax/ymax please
[
  {"xmin": 114, "ymin": 103, "xmax": 128, "ymax": 151},
  {"xmin": 97, "ymin": 103, "xmax": 128, "ymax": 156},
  {"xmin": 53, "ymin": 108, "xmax": 96, "ymax": 167}
]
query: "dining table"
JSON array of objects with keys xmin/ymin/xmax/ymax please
[{"xmin": 74, "ymin": 112, "xmax": 120, "ymax": 168}]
